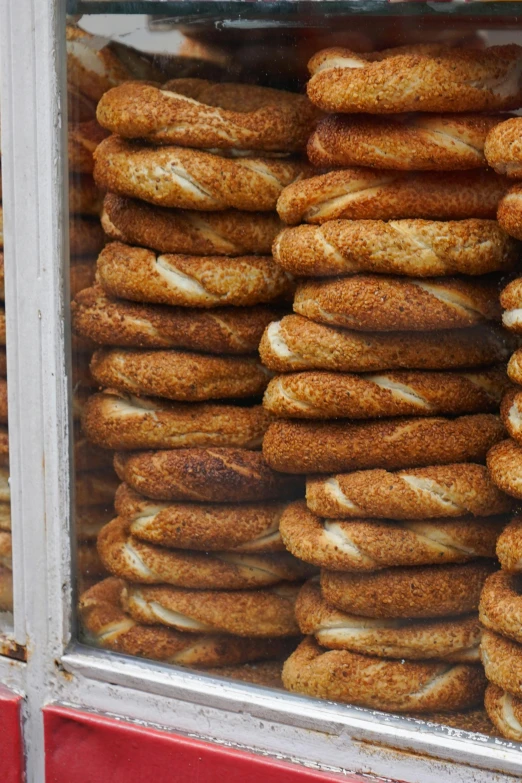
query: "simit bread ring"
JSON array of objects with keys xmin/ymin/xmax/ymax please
[
  {"xmin": 75, "ymin": 506, "xmax": 112, "ymax": 542},
  {"xmin": 482, "ymin": 630, "xmax": 522, "ymax": 700},
  {"xmin": 308, "ymin": 113, "xmax": 504, "ymax": 171},
  {"xmin": 93, "ymin": 136, "xmax": 309, "ymax": 212},
  {"xmin": 96, "ymin": 242, "xmax": 293, "ymax": 308},
  {"xmin": 80, "ymin": 577, "xmax": 293, "ymax": 667},
  {"xmin": 82, "ymin": 390, "xmax": 272, "ymax": 450},
  {"xmin": 96, "ymin": 79, "xmax": 318, "ymax": 151},
  {"xmin": 500, "ymin": 277, "xmax": 522, "ymax": 332},
  {"xmin": 66, "ymin": 25, "xmax": 132, "ymax": 103},
  {"xmin": 72, "ymin": 287, "xmax": 279, "ymax": 354},
  {"xmin": 263, "ymin": 368, "xmax": 509, "ymax": 420},
  {"xmin": 496, "ymin": 518, "xmax": 522, "ymax": 572},
  {"xmin": 293, "ymin": 275, "xmax": 501, "ymax": 332},
  {"xmin": 277, "ymin": 168, "xmax": 506, "ymax": 225},
  {"xmin": 497, "ymin": 184, "xmax": 522, "ymax": 240},
  {"xmin": 321, "ymin": 561, "xmax": 495, "ymax": 619},
  {"xmin": 69, "ymin": 216, "xmax": 105, "ymax": 257},
  {"xmin": 508, "ymin": 349, "xmax": 522, "ymax": 386},
  {"xmin": 283, "ymin": 636, "xmax": 486, "ymax": 713},
  {"xmin": 306, "ymin": 464, "xmax": 513, "ymax": 520},
  {"xmin": 75, "ymin": 470, "xmax": 119, "ymax": 507},
  {"xmin": 69, "ymin": 174, "xmax": 102, "ymax": 216},
  {"xmin": 500, "ymin": 389, "xmax": 522, "ymax": 447},
  {"xmin": 306, "ymin": 44, "xmax": 522, "ymax": 114},
  {"xmin": 485, "ymin": 117, "xmax": 522, "ymax": 177},
  {"xmin": 122, "ymin": 582, "xmax": 300, "ymax": 637},
  {"xmin": 98, "ymin": 516, "xmax": 312, "ymax": 589},
  {"xmin": 102, "ymin": 193, "xmax": 282, "ymax": 256},
  {"xmin": 69, "ymin": 120, "xmax": 108, "ymax": 174},
  {"xmin": 485, "ymin": 684, "xmax": 522, "ymax": 741},
  {"xmin": 280, "ymin": 501, "xmax": 502, "ymax": 571},
  {"xmin": 263, "ymin": 414, "xmax": 505, "ymax": 474},
  {"xmin": 480, "ymin": 571, "xmax": 522, "ymax": 643},
  {"xmin": 259, "ymin": 316, "xmax": 513, "ymax": 374},
  {"xmin": 115, "ymin": 483, "xmax": 285, "ymax": 553},
  {"xmin": 90, "ymin": 348, "xmax": 270, "ymax": 401},
  {"xmin": 273, "ymin": 219, "xmax": 518, "ymax": 278},
  {"xmin": 297, "ymin": 580, "xmax": 481, "ymax": 662},
  {"xmin": 487, "ymin": 439, "xmax": 522, "ymax": 499},
  {"xmin": 114, "ymin": 448, "xmax": 303, "ymax": 503}
]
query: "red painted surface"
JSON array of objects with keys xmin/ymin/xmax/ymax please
[
  {"xmin": 0, "ymin": 684, "xmax": 24, "ymax": 783},
  {"xmin": 44, "ymin": 705, "xmax": 371, "ymax": 783}
]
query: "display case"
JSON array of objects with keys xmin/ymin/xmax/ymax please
[{"xmin": 3, "ymin": 2, "xmax": 522, "ymax": 780}]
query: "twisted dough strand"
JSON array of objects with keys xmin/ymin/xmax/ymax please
[
  {"xmin": 306, "ymin": 464, "xmax": 512, "ymax": 520},
  {"xmin": 273, "ymin": 219, "xmax": 518, "ymax": 278}
]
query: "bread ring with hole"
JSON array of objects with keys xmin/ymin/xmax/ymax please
[
  {"xmin": 122, "ymin": 581, "xmax": 300, "ymax": 636},
  {"xmin": 487, "ymin": 438, "xmax": 522, "ymax": 499},
  {"xmin": 115, "ymin": 483, "xmax": 285, "ymax": 553},
  {"xmin": 96, "ymin": 79, "xmax": 318, "ymax": 152},
  {"xmin": 321, "ymin": 560, "xmax": 495, "ymax": 620},
  {"xmin": 97, "ymin": 517, "xmax": 312, "ymax": 589},
  {"xmin": 498, "ymin": 184, "xmax": 522, "ymax": 240},
  {"xmin": 485, "ymin": 117, "xmax": 522, "ymax": 178},
  {"xmin": 279, "ymin": 501, "xmax": 503, "ymax": 571},
  {"xmin": 96, "ymin": 242, "xmax": 293, "ymax": 308},
  {"xmin": 82, "ymin": 390, "xmax": 272, "ymax": 451},
  {"xmin": 500, "ymin": 277, "xmax": 522, "ymax": 333},
  {"xmin": 69, "ymin": 174, "xmax": 102, "ymax": 216},
  {"xmin": 296, "ymin": 580, "xmax": 481, "ymax": 662},
  {"xmin": 72, "ymin": 287, "xmax": 279, "ymax": 354},
  {"xmin": 69, "ymin": 217, "xmax": 105, "ymax": 257},
  {"xmin": 263, "ymin": 368, "xmax": 509, "ymax": 420},
  {"xmin": 90, "ymin": 348, "xmax": 270, "ymax": 402},
  {"xmin": 114, "ymin": 448, "xmax": 303, "ymax": 503},
  {"xmin": 481, "ymin": 629, "xmax": 522, "ymax": 702},
  {"xmin": 69, "ymin": 120, "xmax": 108, "ymax": 174},
  {"xmin": 495, "ymin": 518, "xmax": 522, "ymax": 573},
  {"xmin": 485, "ymin": 683, "xmax": 522, "ymax": 741},
  {"xmin": 306, "ymin": 464, "xmax": 513, "ymax": 520},
  {"xmin": 263, "ymin": 414, "xmax": 504, "ymax": 474},
  {"xmin": 75, "ymin": 469, "xmax": 119, "ymax": 507},
  {"xmin": 293, "ymin": 275, "xmax": 500, "ymax": 332},
  {"xmin": 273, "ymin": 219, "xmax": 518, "ymax": 278},
  {"xmin": 102, "ymin": 193, "xmax": 282, "ymax": 256},
  {"xmin": 79, "ymin": 577, "xmax": 294, "ymax": 667},
  {"xmin": 306, "ymin": 44, "xmax": 522, "ymax": 114},
  {"xmin": 259, "ymin": 316, "xmax": 513, "ymax": 374},
  {"xmin": 283, "ymin": 636, "xmax": 486, "ymax": 713},
  {"xmin": 94, "ymin": 136, "xmax": 310, "ymax": 212},
  {"xmin": 308, "ymin": 113, "xmax": 504, "ymax": 171},
  {"xmin": 480, "ymin": 571, "xmax": 522, "ymax": 642}
]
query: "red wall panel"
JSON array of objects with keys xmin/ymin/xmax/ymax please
[
  {"xmin": 44, "ymin": 705, "xmax": 370, "ymax": 783},
  {"xmin": 0, "ymin": 684, "xmax": 24, "ymax": 783}
]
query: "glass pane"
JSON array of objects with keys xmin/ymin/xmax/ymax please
[{"xmin": 66, "ymin": 10, "xmax": 522, "ymax": 751}]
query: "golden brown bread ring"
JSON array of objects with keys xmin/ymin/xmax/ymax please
[
  {"xmin": 500, "ymin": 277, "xmax": 522, "ymax": 332},
  {"xmin": 79, "ymin": 577, "xmax": 293, "ymax": 668},
  {"xmin": 72, "ymin": 287, "xmax": 279, "ymax": 354},
  {"xmin": 96, "ymin": 242, "xmax": 293, "ymax": 308},
  {"xmin": 508, "ymin": 348, "xmax": 522, "ymax": 386},
  {"xmin": 75, "ymin": 470, "xmax": 119, "ymax": 507},
  {"xmin": 122, "ymin": 581, "xmax": 300, "ymax": 637},
  {"xmin": 69, "ymin": 174, "xmax": 103, "ymax": 216},
  {"xmin": 485, "ymin": 117, "xmax": 522, "ymax": 178},
  {"xmin": 306, "ymin": 44, "xmax": 522, "ymax": 114},
  {"xmin": 114, "ymin": 448, "xmax": 303, "ymax": 503},
  {"xmin": 263, "ymin": 414, "xmax": 505, "ymax": 474},
  {"xmin": 306, "ymin": 464, "xmax": 513, "ymax": 520},
  {"xmin": 94, "ymin": 136, "xmax": 309, "ymax": 212},
  {"xmin": 115, "ymin": 483, "xmax": 285, "ymax": 553},
  {"xmin": 259, "ymin": 316, "xmax": 513, "ymax": 373},
  {"xmin": 294, "ymin": 275, "xmax": 501, "ymax": 332},
  {"xmin": 97, "ymin": 80, "xmax": 318, "ymax": 152},
  {"xmin": 297, "ymin": 581, "xmax": 481, "ymax": 662},
  {"xmin": 277, "ymin": 168, "xmax": 506, "ymax": 225},
  {"xmin": 263, "ymin": 368, "xmax": 509, "ymax": 420},
  {"xmin": 308, "ymin": 113, "xmax": 503, "ymax": 171},
  {"xmin": 82, "ymin": 390, "xmax": 272, "ymax": 451},
  {"xmin": 498, "ymin": 184, "xmax": 522, "ymax": 240},
  {"xmin": 78, "ymin": 542, "xmax": 107, "ymax": 578},
  {"xmin": 482, "ymin": 630, "xmax": 522, "ymax": 701},
  {"xmin": 273, "ymin": 219, "xmax": 518, "ymax": 278},
  {"xmin": 69, "ymin": 217, "xmax": 105, "ymax": 257},
  {"xmin": 0, "ymin": 503, "xmax": 11, "ymax": 532},
  {"xmin": 0, "ymin": 426, "xmax": 8, "ymax": 469},
  {"xmin": 90, "ymin": 348, "xmax": 270, "ymax": 402},
  {"xmin": 0, "ymin": 566, "xmax": 12, "ymax": 612},
  {"xmin": 69, "ymin": 120, "xmax": 108, "ymax": 174},
  {"xmin": 280, "ymin": 501, "xmax": 502, "ymax": 571},
  {"xmin": 0, "ymin": 379, "xmax": 7, "ymax": 425},
  {"xmin": 98, "ymin": 516, "xmax": 312, "ymax": 589},
  {"xmin": 485, "ymin": 683, "xmax": 522, "ymax": 741},
  {"xmin": 102, "ymin": 194, "xmax": 282, "ymax": 256},
  {"xmin": 496, "ymin": 518, "xmax": 522, "ymax": 573},
  {"xmin": 282, "ymin": 636, "xmax": 486, "ymax": 713},
  {"xmin": 500, "ymin": 388, "xmax": 522, "ymax": 447},
  {"xmin": 487, "ymin": 438, "xmax": 522, "ymax": 499},
  {"xmin": 66, "ymin": 25, "xmax": 132, "ymax": 103},
  {"xmin": 321, "ymin": 560, "xmax": 495, "ymax": 619},
  {"xmin": 75, "ymin": 506, "xmax": 112, "ymax": 542},
  {"xmin": 480, "ymin": 571, "xmax": 522, "ymax": 643}
]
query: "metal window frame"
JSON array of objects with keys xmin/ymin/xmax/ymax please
[{"xmin": 1, "ymin": 2, "xmax": 522, "ymax": 781}]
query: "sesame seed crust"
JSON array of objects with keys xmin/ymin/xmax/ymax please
[
  {"xmin": 485, "ymin": 683, "xmax": 522, "ymax": 741},
  {"xmin": 485, "ymin": 117, "xmax": 522, "ymax": 177},
  {"xmin": 487, "ymin": 438, "xmax": 522, "ymax": 499},
  {"xmin": 498, "ymin": 184, "xmax": 522, "ymax": 240},
  {"xmin": 482, "ymin": 630, "xmax": 522, "ymax": 700},
  {"xmin": 480, "ymin": 571, "xmax": 522, "ymax": 644}
]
